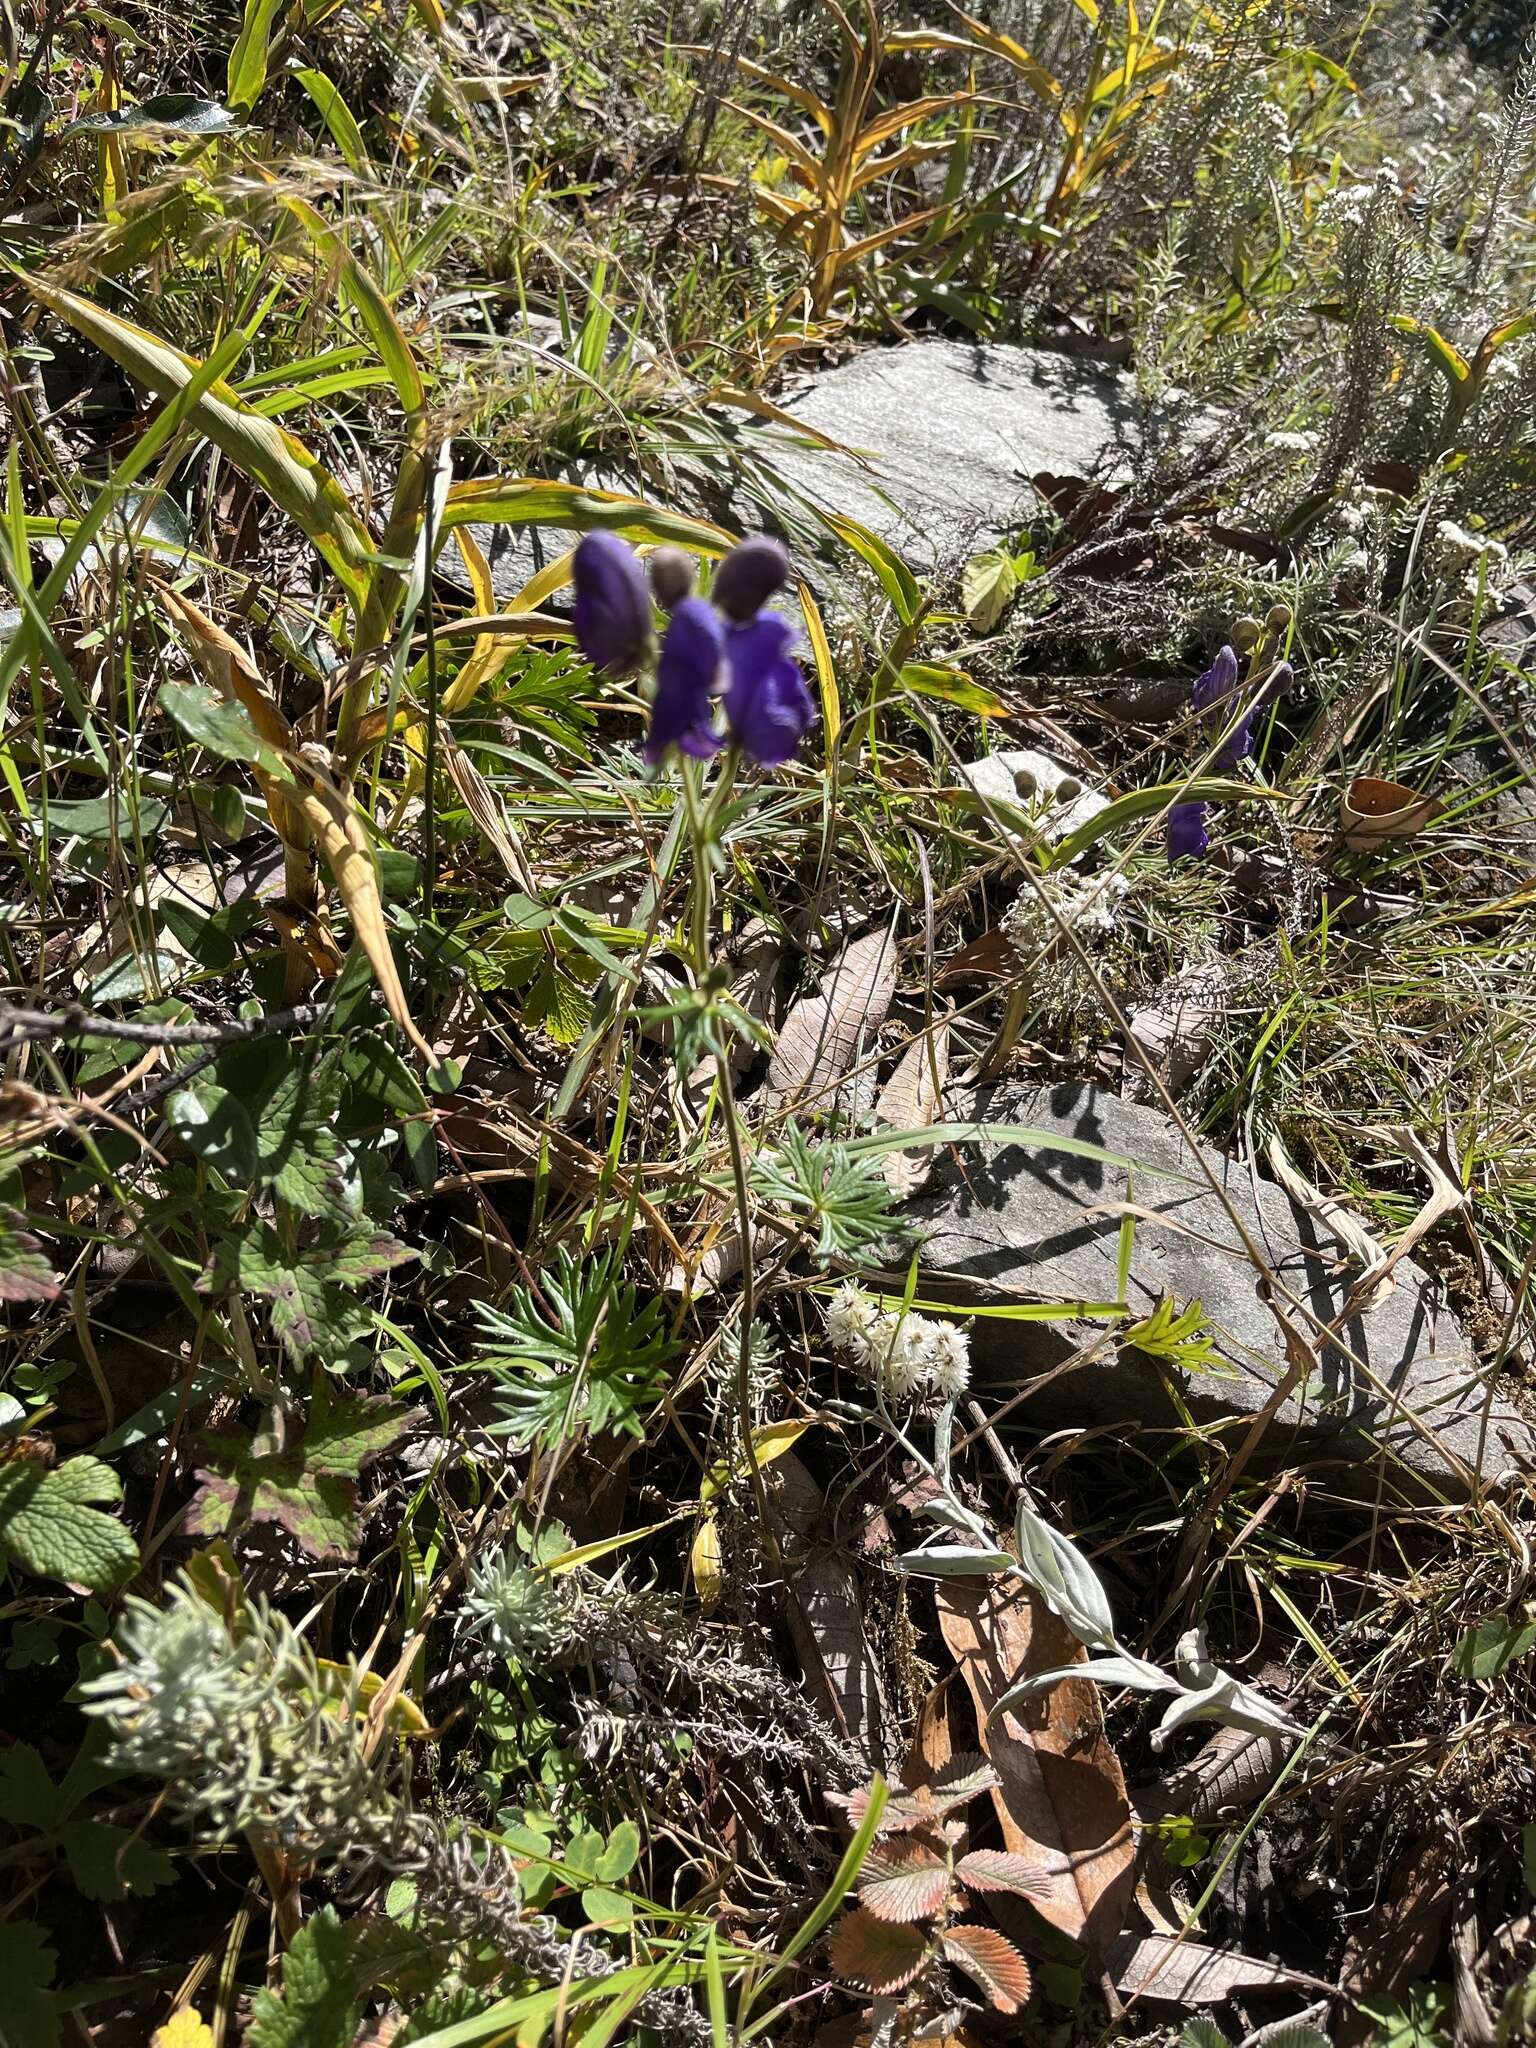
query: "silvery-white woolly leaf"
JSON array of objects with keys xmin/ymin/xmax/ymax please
[
  {"xmin": 1013, "ymin": 1500, "xmax": 1117, "ymax": 1649},
  {"xmin": 987, "ymin": 1653, "xmax": 1175, "ymax": 1724},
  {"xmin": 1151, "ymin": 1672, "xmax": 1304, "ymax": 1752},
  {"xmin": 1173, "ymin": 1627, "xmax": 1217, "ymax": 1687},
  {"xmin": 896, "ymin": 1544, "xmax": 1015, "ymax": 1578},
  {"xmin": 916, "ymin": 1495, "xmax": 992, "ymax": 1540}
]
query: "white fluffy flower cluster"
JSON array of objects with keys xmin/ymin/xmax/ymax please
[
  {"xmin": 1001, "ymin": 868, "xmax": 1130, "ymax": 967},
  {"xmin": 826, "ymin": 1282, "xmax": 970, "ymax": 1403}
]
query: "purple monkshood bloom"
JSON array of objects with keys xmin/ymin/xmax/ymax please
[
  {"xmin": 724, "ymin": 611, "xmax": 817, "ymax": 767},
  {"xmin": 1167, "ymin": 801, "xmax": 1210, "ymax": 861},
  {"xmin": 572, "ymin": 531, "xmax": 652, "ymax": 677},
  {"xmin": 647, "ymin": 598, "xmax": 725, "ymax": 762},
  {"xmin": 1191, "ymin": 644, "xmax": 1240, "ymax": 716}
]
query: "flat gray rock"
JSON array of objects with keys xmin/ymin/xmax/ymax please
[
  {"xmin": 736, "ymin": 339, "xmax": 1141, "ymax": 572},
  {"xmin": 466, "ymin": 340, "xmax": 1141, "ymax": 598},
  {"xmin": 900, "ymin": 1082, "xmax": 1531, "ymax": 1491}
]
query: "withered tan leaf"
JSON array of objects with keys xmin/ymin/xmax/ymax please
[
  {"xmin": 772, "ymin": 1451, "xmax": 887, "ymax": 1764},
  {"xmin": 875, "ymin": 1020, "xmax": 949, "ymax": 1198},
  {"xmin": 767, "ymin": 922, "xmax": 898, "ymax": 1111},
  {"xmin": 1107, "ymin": 1932, "xmax": 1316, "ymax": 2004},
  {"xmin": 936, "ymin": 1575, "xmax": 1134, "ymax": 1963},
  {"xmin": 296, "ymin": 771, "xmax": 437, "ymax": 1066}
]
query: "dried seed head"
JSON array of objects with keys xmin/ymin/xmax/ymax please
[{"xmin": 648, "ymin": 546, "xmax": 696, "ymax": 611}]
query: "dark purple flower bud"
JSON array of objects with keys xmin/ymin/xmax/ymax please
[
  {"xmin": 573, "ymin": 530, "xmax": 652, "ymax": 677},
  {"xmin": 723, "ymin": 612, "xmax": 816, "ymax": 767},
  {"xmin": 1167, "ymin": 802, "xmax": 1209, "ymax": 861},
  {"xmin": 711, "ymin": 535, "xmax": 791, "ymax": 624},
  {"xmin": 648, "ymin": 545, "xmax": 695, "ymax": 612},
  {"xmin": 1191, "ymin": 644, "xmax": 1240, "ymax": 715},
  {"xmin": 1216, "ymin": 660, "xmax": 1292, "ymax": 769},
  {"xmin": 647, "ymin": 598, "xmax": 724, "ymax": 763}
]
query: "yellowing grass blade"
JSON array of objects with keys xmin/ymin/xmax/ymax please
[
  {"xmin": 20, "ymin": 275, "xmax": 372, "ymax": 603},
  {"xmin": 296, "ymin": 771, "xmax": 437, "ymax": 1065},
  {"xmin": 439, "ymin": 477, "xmax": 732, "ymax": 555},
  {"xmin": 798, "ymin": 578, "xmax": 841, "ymax": 760}
]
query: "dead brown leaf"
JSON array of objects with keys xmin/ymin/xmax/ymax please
[
  {"xmin": 767, "ymin": 923, "xmax": 898, "ymax": 1111},
  {"xmin": 1108, "ymin": 1933, "xmax": 1317, "ymax": 2004},
  {"xmin": 1340, "ymin": 775, "xmax": 1443, "ymax": 850},
  {"xmin": 936, "ymin": 1576, "xmax": 1134, "ymax": 1963},
  {"xmin": 875, "ymin": 1022, "xmax": 949, "ymax": 1199},
  {"xmin": 771, "ymin": 1452, "xmax": 887, "ymax": 1763}
]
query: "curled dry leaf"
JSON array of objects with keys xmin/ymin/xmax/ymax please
[
  {"xmin": 767, "ymin": 922, "xmax": 899, "ymax": 1112},
  {"xmin": 1134, "ymin": 1723, "xmax": 1296, "ymax": 1825},
  {"xmin": 939, "ymin": 1924, "xmax": 1033, "ymax": 2013},
  {"xmin": 827, "ymin": 1908, "xmax": 928, "ymax": 1993},
  {"xmin": 936, "ymin": 1575, "xmax": 1134, "ymax": 1963},
  {"xmin": 1340, "ymin": 776, "xmax": 1443, "ymax": 850},
  {"xmin": 875, "ymin": 1022, "xmax": 950, "ymax": 1199}
]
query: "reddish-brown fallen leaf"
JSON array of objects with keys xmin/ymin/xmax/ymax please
[
  {"xmin": 858, "ymin": 1839, "xmax": 952, "ymax": 1923},
  {"xmin": 956, "ymin": 1848, "xmax": 1049, "ymax": 1898},
  {"xmin": 827, "ymin": 1909, "xmax": 928, "ymax": 1992},
  {"xmin": 936, "ymin": 1576, "xmax": 1134, "ymax": 1963},
  {"xmin": 941, "ymin": 1924, "xmax": 1033, "ymax": 2012},
  {"xmin": 1340, "ymin": 775, "xmax": 1443, "ymax": 850}
]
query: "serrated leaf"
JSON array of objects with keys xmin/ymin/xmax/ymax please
[
  {"xmin": 961, "ymin": 544, "xmax": 1019, "ymax": 630},
  {"xmin": 827, "ymin": 1909, "xmax": 928, "ymax": 1992},
  {"xmin": 941, "ymin": 1925, "xmax": 1032, "ymax": 2012},
  {"xmin": 60, "ymin": 1818, "xmax": 176, "ymax": 1899},
  {"xmin": 207, "ymin": 1220, "xmax": 412, "ymax": 1362},
  {"xmin": 767, "ymin": 922, "xmax": 899, "ymax": 1112},
  {"xmin": 0, "ymin": 1212, "xmax": 59, "ymax": 1303},
  {"xmin": 956, "ymin": 1848, "xmax": 1049, "ymax": 1897},
  {"xmin": 857, "ymin": 1839, "xmax": 952, "ymax": 1922},
  {"xmin": 152, "ymin": 2011, "xmax": 214, "ymax": 2048},
  {"xmin": 0, "ymin": 1921, "xmax": 59, "ymax": 2048},
  {"xmin": 166, "ymin": 1081, "xmax": 258, "ymax": 1182},
  {"xmin": 187, "ymin": 1379, "xmax": 419, "ymax": 1561},
  {"xmin": 0, "ymin": 1456, "xmax": 139, "ymax": 1590},
  {"xmin": 247, "ymin": 1907, "xmax": 365, "ymax": 2048}
]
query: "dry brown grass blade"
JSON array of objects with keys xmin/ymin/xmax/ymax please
[
  {"xmin": 767, "ymin": 921, "xmax": 899, "ymax": 1112},
  {"xmin": 935, "ymin": 1575, "xmax": 1134, "ymax": 1962},
  {"xmin": 875, "ymin": 1020, "xmax": 949, "ymax": 1197},
  {"xmin": 295, "ymin": 772, "xmax": 437, "ymax": 1067}
]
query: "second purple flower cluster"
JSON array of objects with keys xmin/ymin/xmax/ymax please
[
  {"xmin": 572, "ymin": 529, "xmax": 817, "ymax": 769},
  {"xmin": 1168, "ymin": 642, "xmax": 1293, "ymax": 862}
]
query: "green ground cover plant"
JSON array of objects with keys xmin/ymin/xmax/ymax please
[{"xmin": 0, "ymin": 0, "xmax": 1534, "ymax": 2042}]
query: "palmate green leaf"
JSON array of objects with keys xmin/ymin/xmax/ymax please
[
  {"xmin": 166, "ymin": 1081, "xmax": 259, "ymax": 1183},
  {"xmin": 0, "ymin": 1456, "xmax": 139, "ymax": 1591},
  {"xmin": 59, "ymin": 1817, "xmax": 175, "ymax": 1900},
  {"xmin": 187, "ymin": 1378, "xmax": 419, "ymax": 1561},
  {"xmin": 960, "ymin": 543, "xmax": 1018, "ymax": 630},
  {"xmin": 207, "ymin": 1220, "xmax": 413, "ymax": 1362},
  {"xmin": 247, "ymin": 1907, "xmax": 366, "ymax": 2048}
]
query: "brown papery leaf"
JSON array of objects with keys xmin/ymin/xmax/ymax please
[
  {"xmin": 936, "ymin": 1576, "xmax": 1134, "ymax": 1963},
  {"xmin": 767, "ymin": 922, "xmax": 898, "ymax": 1111},
  {"xmin": 1107, "ymin": 1932, "xmax": 1317, "ymax": 2005},
  {"xmin": 875, "ymin": 1021, "xmax": 949, "ymax": 1199},
  {"xmin": 1340, "ymin": 775, "xmax": 1443, "ymax": 850},
  {"xmin": 826, "ymin": 1908, "xmax": 927, "ymax": 1992},
  {"xmin": 772, "ymin": 1451, "xmax": 887, "ymax": 1764},
  {"xmin": 940, "ymin": 1925, "xmax": 1033, "ymax": 2013}
]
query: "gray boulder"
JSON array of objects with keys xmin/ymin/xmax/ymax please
[
  {"xmin": 732, "ymin": 338, "xmax": 1142, "ymax": 572},
  {"xmin": 466, "ymin": 340, "xmax": 1142, "ymax": 598},
  {"xmin": 900, "ymin": 1082, "xmax": 1531, "ymax": 1491}
]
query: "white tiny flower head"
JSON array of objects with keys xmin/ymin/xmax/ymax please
[
  {"xmin": 922, "ymin": 1323, "xmax": 972, "ymax": 1402},
  {"xmin": 826, "ymin": 1281, "xmax": 876, "ymax": 1356},
  {"xmin": 877, "ymin": 1316, "xmax": 929, "ymax": 1401}
]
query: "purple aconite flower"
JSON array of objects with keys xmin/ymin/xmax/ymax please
[
  {"xmin": 572, "ymin": 531, "xmax": 652, "ymax": 678},
  {"xmin": 1191, "ymin": 644, "xmax": 1240, "ymax": 717},
  {"xmin": 1167, "ymin": 801, "xmax": 1210, "ymax": 861},
  {"xmin": 724, "ymin": 611, "xmax": 817, "ymax": 767},
  {"xmin": 712, "ymin": 535, "xmax": 791, "ymax": 623},
  {"xmin": 647, "ymin": 598, "xmax": 724, "ymax": 762}
]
